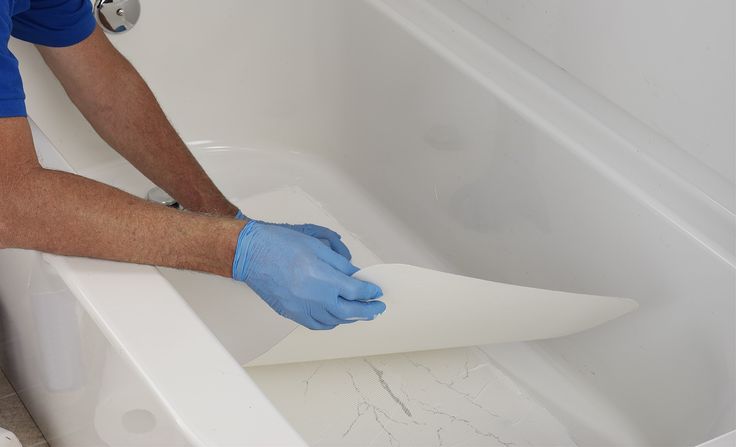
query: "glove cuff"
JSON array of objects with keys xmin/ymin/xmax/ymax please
[{"xmin": 232, "ymin": 220, "xmax": 258, "ymax": 281}]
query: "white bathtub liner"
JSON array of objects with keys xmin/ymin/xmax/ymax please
[
  {"xmin": 252, "ymin": 262, "xmax": 636, "ymax": 366},
  {"xmin": 223, "ymin": 187, "xmax": 636, "ymax": 367},
  {"xmin": 157, "ymin": 186, "xmax": 636, "ymax": 367}
]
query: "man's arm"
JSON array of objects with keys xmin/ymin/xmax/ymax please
[
  {"xmin": 35, "ymin": 27, "xmax": 238, "ymax": 217},
  {"xmin": 0, "ymin": 117, "xmax": 385, "ymax": 329},
  {"xmin": 0, "ymin": 117, "xmax": 242, "ymax": 275}
]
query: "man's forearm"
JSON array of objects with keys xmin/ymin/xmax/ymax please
[
  {"xmin": 37, "ymin": 28, "xmax": 238, "ymax": 216},
  {"xmin": 0, "ymin": 118, "xmax": 241, "ymax": 275},
  {"xmin": 0, "ymin": 166, "xmax": 242, "ymax": 276}
]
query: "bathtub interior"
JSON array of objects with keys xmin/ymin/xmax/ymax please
[
  {"xmin": 86, "ymin": 154, "xmax": 584, "ymax": 446},
  {"xmin": 8, "ymin": 0, "xmax": 734, "ymax": 446},
  {"xmin": 80, "ymin": 137, "xmax": 730, "ymax": 447}
]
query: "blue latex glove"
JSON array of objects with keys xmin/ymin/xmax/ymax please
[
  {"xmin": 232, "ymin": 220, "xmax": 385, "ymax": 330},
  {"xmin": 235, "ymin": 210, "xmax": 352, "ymax": 260}
]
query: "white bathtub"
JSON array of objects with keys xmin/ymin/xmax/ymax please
[{"xmin": 0, "ymin": 1, "xmax": 733, "ymax": 446}]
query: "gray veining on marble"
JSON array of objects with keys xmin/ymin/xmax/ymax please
[{"xmin": 246, "ymin": 347, "xmax": 577, "ymax": 446}]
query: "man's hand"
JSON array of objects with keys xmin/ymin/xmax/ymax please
[{"xmin": 232, "ymin": 222, "xmax": 385, "ymax": 330}]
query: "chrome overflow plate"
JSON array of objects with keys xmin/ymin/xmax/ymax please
[
  {"xmin": 146, "ymin": 187, "xmax": 181, "ymax": 210},
  {"xmin": 95, "ymin": 0, "xmax": 140, "ymax": 33}
]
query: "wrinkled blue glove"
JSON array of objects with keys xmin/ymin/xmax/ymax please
[
  {"xmin": 235, "ymin": 210, "xmax": 351, "ymax": 260},
  {"xmin": 232, "ymin": 220, "xmax": 385, "ymax": 330}
]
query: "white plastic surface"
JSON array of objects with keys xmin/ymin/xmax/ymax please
[{"xmin": 250, "ymin": 264, "xmax": 637, "ymax": 366}]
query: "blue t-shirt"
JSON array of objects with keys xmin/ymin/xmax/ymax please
[{"xmin": 0, "ymin": 0, "xmax": 95, "ymax": 117}]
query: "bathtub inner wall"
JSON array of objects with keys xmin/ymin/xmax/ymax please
[{"xmin": 316, "ymin": 3, "xmax": 734, "ymax": 445}]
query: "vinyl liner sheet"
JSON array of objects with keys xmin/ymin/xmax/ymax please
[
  {"xmin": 235, "ymin": 187, "xmax": 638, "ymax": 367},
  {"xmin": 246, "ymin": 264, "xmax": 637, "ymax": 366}
]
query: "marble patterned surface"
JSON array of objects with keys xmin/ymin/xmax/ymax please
[
  {"xmin": 0, "ymin": 369, "xmax": 47, "ymax": 447},
  {"xmin": 247, "ymin": 347, "xmax": 576, "ymax": 446}
]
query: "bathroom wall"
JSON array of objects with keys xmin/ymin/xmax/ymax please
[{"xmin": 461, "ymin": 0, "xmax": 735, "ymax": 185}]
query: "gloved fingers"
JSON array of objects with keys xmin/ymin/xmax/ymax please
[
  {"xmin": 329, "ymin": 297, "xmax": 386, "ymax": 321},
  {"xmin": 308, "ymin": 302, "xmax": 351, "ymax": 328},
  {"xmin": 299, "ymin": 224, "xmax": 352, "ymax": 260},
  {"xmin": 312, "ymin": 242, "xmax": 359, "ymax": 276},
  {"xmin": 302, "ymin": 319, "xmax": 338, "ymax": 331},
  {"xmin": 276, "ymin": 301, "xmax": 336, "ymax": 330},
  {"xmin": 330, "ymin": 270, "xmax": 383, "ymax": 301}
]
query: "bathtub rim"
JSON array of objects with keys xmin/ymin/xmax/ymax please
[
  {"xmin": 39, "ymin": 253, "xmax": 305, "ymax": 446},
  {"xmin": 27, "ymin": 119, "xmax": 305, "ymax": 447}
]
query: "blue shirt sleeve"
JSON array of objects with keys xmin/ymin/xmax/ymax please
[
  {"xmin": 0, "ymin": 4, "xmax": 26, "ymax": 117},
  {"xmin": 11, "ymin": 0, "xmax": 96, "ymax": 47}
]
